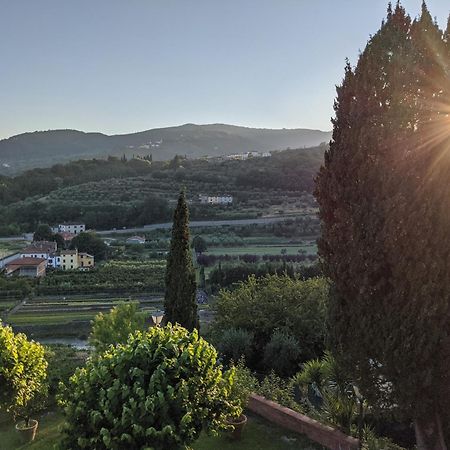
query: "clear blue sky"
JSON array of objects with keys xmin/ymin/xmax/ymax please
[{"xmin": 0, "ymin": 0, "xmax": 448, "ymax": 139}]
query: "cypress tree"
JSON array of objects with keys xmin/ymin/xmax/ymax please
[
  {"xmin": 164, "ymin": 190, "xmax": 199, "ymax": 331},
  {"xmin": 316, "ymin": 3, "xmax": 450, "ymax": 448}
]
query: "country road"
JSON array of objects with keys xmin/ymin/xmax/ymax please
[
  {"xmin": 96, "ymin": 216, "xmax": 294, "ymax": 235},
  {"xmin": 0, "ymin": 216, "xmax": 300, "ymax": 241}
]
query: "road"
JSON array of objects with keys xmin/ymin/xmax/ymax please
[
  {"xmin": 96, "ymin": 216, "xmax": 294, "ymax": 235},
  {"xmin": 0, "ymin": 216, "xmax": 299, "ymax": 241}
]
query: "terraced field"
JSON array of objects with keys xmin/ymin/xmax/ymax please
[{"xmin": 6, "ymin": 296, "xmax": 164, "ymax": 327}]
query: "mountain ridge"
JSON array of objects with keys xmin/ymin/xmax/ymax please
[{"xmin": 0, "ymin": 123, "xmax": 331, "ymax": 174}]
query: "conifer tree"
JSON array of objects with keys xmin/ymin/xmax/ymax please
[
  {"xmin": 164, "ymin": 190, "xmax": 199, "ymax": 331},
  {"xmin": 316, "ymin": 4, "xmax": 450, "ymax": 448}
]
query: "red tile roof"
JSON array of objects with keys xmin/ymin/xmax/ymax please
[{"xmin": 6, "ymin": 257, "xmax": 47, "ymax": 267}]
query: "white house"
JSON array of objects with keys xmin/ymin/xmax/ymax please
[
  {"xmin": 54, "ymin": 223, "xmax": 86, "ymax": 234},
  {"xmin": 21, "ymin": 241, "xmax": 59, "ymax": 268},
  {"xmin": 198, "ymin": 194, "xmax": 233, "ymax": 205}
]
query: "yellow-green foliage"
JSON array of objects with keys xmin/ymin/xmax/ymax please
[
  {"xmin": 0, "ymin": 322, "xmax": 48, "ymax": 422},
  {"xmin": 59, "ymin": 324, "xmax": 239, "ymax": 449}
]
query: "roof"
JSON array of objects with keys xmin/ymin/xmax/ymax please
[
  {"xmin": 58, "ymin": 232, "xmax": 75, "ymax": 240},
  {"xmin": 126, "ymin": 236, "xmax": 146, "ymax": 241},
  {"xmin": 59, "ymin": 222, "xmax": 85, "ymax": 226},
  {"xmin": 61, "ymin": 250, "xmax": 78, "ymax": 255},
  {"xmin": 6, "ymin": 257, "xmax": 47, "ymax": 267},
  {"xmin": 79, "ymin": 252, "xmax": 94, "ymax": 258},
  {"xmin": 22, "ymin": 241, "xmax": 57, "ymax": 254}
]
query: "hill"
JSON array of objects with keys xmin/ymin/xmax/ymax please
[
  {"xmin": 0, "ymin": 146, "xmax": 324, "ymax": 233},
  {"xmin": 0, "ymin": 124, "xmax": 331, "ymax": 174}
]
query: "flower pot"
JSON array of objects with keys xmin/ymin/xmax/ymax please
[
  {"xmin": 226, "ymin": 414, "xmax": 247, "ymax": 440},
  {"xmin": 15, "ymin": 419, "xmax": 38, "ymax": 443}
]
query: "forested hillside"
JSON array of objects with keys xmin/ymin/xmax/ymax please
[
  {"xmin": 0, "ymin": 145, "xmax": 324, "ymax": 233},
  {"xmin": 0, "ymin": 124, "xmax": 331, "ymax": 174}
]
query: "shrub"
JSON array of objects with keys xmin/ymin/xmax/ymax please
[
  {"xmin": 0, "ymin": 323, "xmax": 48, "ymax": 426},
  {"xmin": 228, "ymin": 359, "xmax": 258, "ymax": 409},
  {"xmin": 216, "ymin": 328, "xmax": 254, "ymax": 364},
  {"xmin": 263, "ymin": 329, "xmax": 301, "ymax": 377},
  {"xmin": 89, "ymin": 302, "xmax": 147, "ymax": 353},
  {"xmin": 59, "ymin": 325, "xmax": 239, "ymax": 450}
]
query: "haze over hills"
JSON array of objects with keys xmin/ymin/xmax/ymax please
[{"xmin": 0, "ymin": 123, "xmax": 331, "ymax": 174}]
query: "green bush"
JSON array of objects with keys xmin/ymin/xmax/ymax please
[
  {"xmin": 216, "ymin": 328, "xmax": 254, "ymax": 364},
  {"xmin": 59, "ymin": 325, "xmax": 239, "ymax": 449},
  {"xmin": 89, "ymin": 302, "xmax": 147, "ymax": 353},
  {"xmin": 0, "ymin": 322, "xmax": 48, "ymax": 425},
  {"xmin": 263, "ymin": 329, "xmax": 301, "ymax": 377}
]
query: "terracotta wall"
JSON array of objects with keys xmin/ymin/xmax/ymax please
[{"xmin": 247, "ymin": 394, "xmax": 360, "ymax": 450}]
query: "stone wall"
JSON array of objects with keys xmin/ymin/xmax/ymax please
[{"xmin": 247, "ymin": 394, "xmax": 360, "ymax": 450}]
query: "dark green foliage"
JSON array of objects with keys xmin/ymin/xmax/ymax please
[
  {"xmin": 192, "ymin": 235, "xmax": 207, "ymax": 254},
  {"xmin": 37, "ymin": 260, "xmax": 165, "ymax": 296},
  {"xmin": 33, "ymin": 223, "xmax": 53, "ymax": 241},
  {"xmin": 315, "ymin": 3, "xmax": 450, "ymax": 445},
  {"xmin": 216, "ymin": 328, "xmax": 254, "ymax": 365},
  {"xmin": 164, "ymin": 191, "xmax": 199, "ymax": 331},
  {"xmin": 212, "ymin": 275, "xmax": 328, "ymax": 370},
  {"xmin": 263, "ymin": 330, "xmax": 301, "ymax": 377},
  {"xmin": 59, "ymin": 325, "xmax": 239, "ymax": 450},
  {"xmin": 45, "ymin": 344, "xmax": 87, "ymax": 404},
  {"xmin": 70, "ymin": 231, "xmax": 108, "ymax": 260}
]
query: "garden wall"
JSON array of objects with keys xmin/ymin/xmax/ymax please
[{"xmin": 248, "ymin": 394, "xmax": 359, "ymax": 450}]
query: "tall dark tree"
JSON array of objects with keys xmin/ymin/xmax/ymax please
[
  {"xmin": 316, "ymin": 4, "xmax": 450, "ymax": 449},
  {"xmin": 164, "ymin": 190, "xmax": 199, "ymax": 330}
]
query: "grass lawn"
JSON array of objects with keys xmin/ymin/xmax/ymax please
[{"xmin": 0, "ymin": 411, "xmax": 320, "ymax": 450}]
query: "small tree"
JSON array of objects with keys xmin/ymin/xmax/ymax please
[
  {"xmin": 192, "ymin": 235, "xmax": 207, "ymax": 254},
  {"xmin": 70, "ymin": 231, "xmax": 108, "ymax": 260},
  {"xmin": 164, "ymin": 190, "xmax": 199, "ymax": 330},
  {"xmin": 59, "ymin": 325, "xmax": 239, "ymax": 450},
  {"xmin": 0, "ymin": 323, "xmax": 48, "ymax": 427},
  {"xmin": 89, "ymin": 303, "xmax": 146, "ymax": 354},
  {"xmin": 33, "ymin": 224, "xmax": 53, "ymax": 242},
  {"xmin": 263, "ymin": 330, "xmax": 301, "ymax": 377}
]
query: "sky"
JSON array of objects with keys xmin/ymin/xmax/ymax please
[{"xmin": 0, "ymin": 1, "xmax": 448, "ymax": 139}]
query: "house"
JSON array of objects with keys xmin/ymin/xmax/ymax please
[
  {"xmin": 54, "ymin": 223, "xmax": 86, "ymax": 235},
  {"xmin": 5, "ymin": 257, "xmax": 47, "ymax": 278},
  {"xmin": 58, "ymin": 232, "xmax": 76, "ymax": 244},
  {"xmin": 21, "ymin": 241, "xmax": 58, "ymax": 268},
  {"xmin": 78, "ymin": 252, "xmax": 94, "ymax": 269},
  {"xmin": 198, "ymin": 194, "xmax": 233, "ymax": 205},
  {"xmin": 60, "ymin": 250, "xmax": 79, "ymax": 270},
  {"xmin": 126, "ymin": 236, "xmax": 146, "ymax": 245}
]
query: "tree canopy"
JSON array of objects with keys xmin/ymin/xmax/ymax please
[
  {"xmin": 315, "ymin": 3, "xmax": 450, "ymax": 448},
  {"xmin": 164, "ymin": 190, "xmax": 199, "ymax": 331}
]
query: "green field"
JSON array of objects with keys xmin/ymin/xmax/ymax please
[
  {"xmin": 0, "ymin": 411, "xmax": 319, "ymax": 450},
  {"xmin": 205, "ymin": 243, "xmax": 317, "ymax": 256},
  {"xmin": 0, "ymin": 240, "xmax": 29, "ymax": 259}
]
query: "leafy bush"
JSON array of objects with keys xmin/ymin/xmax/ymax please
[
  {"xmin": 257, "ymin": 372, "xmax": 301, "ymax": 412},
  {"xmin": 89, "ymin": 302, "xmax": 147, "ymax": 353},
  {"xmin": 227, "ymin": 359, "xmax": 258, "ymax": 409},
  {"xmin": 0, "ymin": 323, "xmax": 48, "ymax": 425},
  {"xmin": 216, "ymin": 328, "xmax": 254, "ymax": 364},
  {"xmin": 212, "ymin": 275, "xmax": 328, "ymax": 370},
  {"xmin": 59, "ymin": 325, "xmax": 239, "ymax": 449},
  {"xmin": 263, "ymin": 329, "xmax": 301, "ymax": 377}
]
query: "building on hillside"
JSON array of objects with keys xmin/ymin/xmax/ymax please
[
  {"xmin": 126, "ymin": 236, "xmax": 146, "ymax": 245},
  {"xmin": 198, "ymin": 194, "xmax": 233, "ymax": 205},
  {"xmin": 5, "ymin": 257, "xmax": 47, "ymax": 278},
  {"xmin": 78, "ymin": 252, "xmax": 94, "ymax": 269},
  {"xmin": 21, "ymin": 241, "xmax": 58, "ymax": 268},
  {"xmin": 58, "ymin": 232, "xmax": 76, "ymax": 244},
  {"xmin": 60, "ymin": 250, "xmax": 79, "ymax": 270},
  {"xmin": 54, "ymin": 223, "xmax": 86, "ymax": 235}
]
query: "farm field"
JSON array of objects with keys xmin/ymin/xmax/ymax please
[
  {"xmin": 0, "ymin": 240, "xmax": 29, "ymax": 258},
  {"xmin": 205, "ymin": 242, "xmax": 317, "ymax": 257}
]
